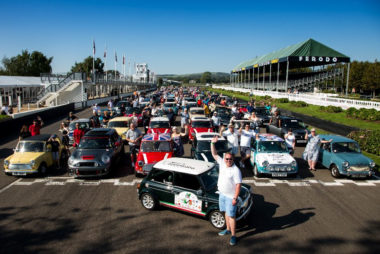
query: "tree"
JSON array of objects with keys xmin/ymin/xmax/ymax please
[
  {"xmin": 71, "ymin": 56, "xmax": 104, "ymax": 77},
  {"xmin": 200, "ymin": 71, "xmax": 212, "ymax": 84},
  {"xmin": 1, "ymin": 50, "xmax": 52, "ymax": 76},
  {"xmin": 157, "ymin": 77, "xmax": 163, "ymax": 86},
  {"xmin": 362, "ymin": 61, "xmax": 380, "ymax": 98}
]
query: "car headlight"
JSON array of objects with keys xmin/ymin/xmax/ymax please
[
  {"xmin": 68, "ymin": 157, "xmax": 74, "ymax": 166},
  {"xmin": 4, "ymin": 160, "xmax": 10, "ymax": 166},
  {"xmin": 342, "ymin": 161, "xmax": 349, "ymax": 168},
  {"xmin": 291, "ymin": 161, "xmax": 297, "ymax": 167},
  {"xmin": 287, "ymin": 166, "xmax": 292, "ymax": 171},
  {"xmin": 101, "ymin": 155, "xmax": 111, "ymax": 164},
  {"xmin": 262, "ymin": 161, "xmax": 269, "ymax": 167},
  {"xmin": 138, "ymin": 161, "xmax": 144, "ymax": 167},
  {"xmin": 268, "ymin": 166, "xmax": 274, "ymax": 171},
  {"xmin": 30, "ymin": 160, "xmax": 36, "ymax": 167},
  {"xmin": 370, "ymin": 162, "xmax": 375, "ymax": 168}
]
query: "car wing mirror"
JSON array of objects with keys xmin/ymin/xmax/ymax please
[{"xmin": 196, "ymin": 189, "xmax": 204, "ymax": 196}]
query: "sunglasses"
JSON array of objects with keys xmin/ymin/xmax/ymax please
[{"xmin": 225, "ymin": 158, "xmax": 233, "ymax": 161}]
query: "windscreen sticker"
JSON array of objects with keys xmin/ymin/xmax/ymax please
[{"xmin": 175, "ymin": 192, "xmax": 202, "ymax": 212}]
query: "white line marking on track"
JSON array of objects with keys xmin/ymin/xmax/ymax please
[
  {"xmin": 46, "ymin": 176, "xmax": 74, "ymax": 180},
  {"xmin": 253, "ymin": 182, "xmax": 276, "ymax": 187},
  {"xmin": 0, "ymin": 178, "xmax": 22, "ymax": 194},
  {"xmin": 307, "ymin": 180, "xmax": 319, "ymax": 184},
  {"xmin": 46, "ymin": 181, "xmax": 66, "ymax": 186},
  {"xmin": 287, "ymin": 182, "xmax": 311, "ymax": 186},
  {"xmin": 14, "ymin": 181, "xmax": 34, "ymax": 186},
  {"xmin": 114, "ymin": 179, "xmax": 142, "ymax": 186},
  {"xmin": 320, "ymin": 181, "xmax": 344, "ymax": 186},
  {"xmin": 353, "ymin": 182, "xmax": 376, "ymax": 186},
  {"xmin": 335, "ymin": 179, "xmax": 355, "ymax": 183}
]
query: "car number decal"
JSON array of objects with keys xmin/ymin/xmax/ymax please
[{"xmin": 175, "ymin": 192, "xmax": 202, "ymax": 212}]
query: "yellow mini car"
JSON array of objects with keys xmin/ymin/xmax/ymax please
[
  {"xmin": 107, "ymin": 116, "xmax": 131, "ymax": 140},
  {"xmin": 4, "ymin": 134, "xmax": 63, "ymax": 176}
]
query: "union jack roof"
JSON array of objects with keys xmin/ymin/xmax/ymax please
[
  {"xmin": 258, "ymin": 133, "xmax": 284, "ymax": 142},
  {"xmin": 142, "ymin": 133, "xmax": 171, "ymax": 141}
]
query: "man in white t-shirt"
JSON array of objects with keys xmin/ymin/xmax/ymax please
[
  {"xmin": 211, "ymin": 136, "xmax": 242, "ymax": 246},
  {"xmin": 239, "ymin": 123, "xmax": 257, "ymax": 168},
  {"xmin": 220, "ymin": 124, "xmax": 239, "ymax": 156}
]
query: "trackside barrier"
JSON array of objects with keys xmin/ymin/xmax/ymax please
[{"xmin": 212, "ymin": 85, "xmax": 380, "ymax": 110}]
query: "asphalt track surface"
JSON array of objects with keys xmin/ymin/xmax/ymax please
[{"xmin": 0, "ymin": 108, "xmax": 379, "ymax": 254}]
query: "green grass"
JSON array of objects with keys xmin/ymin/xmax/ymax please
[
  {"xmin": 363, "ymin": 151, "xmax": 380, "ymax": 172},
  {"xmin": 0, "ymin": 115, "xmax": 11, "ymax": 122},
  {"xmin": 206, "ymin": 88, "xmax": 380, "ymax": 131}
]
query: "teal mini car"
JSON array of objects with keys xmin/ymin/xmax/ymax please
[
  {"xmin": 250, "ymin": 134, "xmax": 298, "ymax": 178},
  {"xmin": 318, "ymin": 135, "xmax": 376, "ymax": 178}
]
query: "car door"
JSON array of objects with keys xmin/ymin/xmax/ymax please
[
  {"xmin": 172, "ymin": 172, "xmax": 206, "ymax": 216},
  {"xmin": 149, "ymin": 169, "xmax": 175, "ymax": 204},
  {"xmin": 318, "ymin": 142, "xmax": 332, "ymax": 167}
]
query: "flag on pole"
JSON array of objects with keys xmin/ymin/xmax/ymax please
[
  {"xmin": 115, "ymin": 52, "xmax": 117, "ymax": 62},
  {"xmin": 93, "ymin": 40, "xmax": 96, "ymax": 55},
  {"xmin": 104, "ymin": 48, "xmax": 107, "ymax": 58},
  {"xmin": 123, "ymin": 55, "xmax": 125, "ymax": 65}
]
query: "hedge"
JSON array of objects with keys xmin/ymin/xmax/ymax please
[
  {"xmin": 346, "ymin": 107, "xmax": 380, "ymax": 121},
  {"xmin": 289, "ymin": 100, "xmax": 308, "ymax": 107},
  {"xmin": 348, "ymin": 130, "xmax": 380, "ymax": 156},
  {"xmin": 319, "ymin": 105, "xmax": 343, "ymax": 113},
  {"xmin": 0, "ymin": 115, "xmax": 11, "ymax": 122}
]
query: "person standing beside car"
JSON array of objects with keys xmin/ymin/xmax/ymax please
[
  {"xmin": 210, "ymin": 136, "xmax": 242, "ymax": 246},
  {"xmin": 238, "ymin": 123, "xmax": 256, "ymax": 168},
  {"xmin": 284, "ymin": 128, "xmax": 296, "ymax": 155},
  {"xmin": 73, "ymin": 122, "xmax": 85, "ymax": 147},
  {"xmin": 19, "ymin": 124, "xmax": 31, "ymax": 141},
  {"xmin": 47, "ymin": 134, "xmax": 60, "ymax": 169},
  {"xmin": 303, "ymin": 128, "xmax": 331, "ymax": 171},
  {"xmin": 125, "ymin": 123, "xmax": 143, "ymax": 168},
  {"xmin": 269, "ymin": 110, "xmax": 281, "ymax": 128},
  {"xmin": 220, "ymin": 124, "xmax": 239, "ymax": 157}
]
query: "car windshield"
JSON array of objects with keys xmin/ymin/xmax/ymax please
[
  {"xmin": 69, "ymin": 122, "xmax": 90, "ymax": 130},
  {"xmin": 191, "ymin": 109, "xmax": 204, "ymax": 115},
  {"xmin": 125, "ymin": 107, "xmax": 142, "ymax": 114},
  {"xmin": 108, "ymin": 121, "xmax": 129, "ymax": 128},
  {"xmin": 163, "ymin": 103, "xmax": 175, "ymax": 108},
  {"xmin": 192, "ymin": 121, "xmax": 212, "ymax": 128},
  {"xmin": 200, "ymin": 166, "xmax": 219, "ymax": 191},
  {"xmin": 283, "ymin": 120, "xmax": 305, "ymax": 129},
  {"xmin": 141, "ymin": 141, "xmax": 171, "ymax": 152},
  {"xmin": 197, "ymin": 140, "xmax": 229, "ymax": 152},
  {"xmin": 166, "ymin": 98, "xmax": 175, "ymax": 102},
  {"xmin": 217, "ymin": 108, "xmax": 231, "ymax": 115},
  {"xmin": 332, "ymin": 142, "xmax": 360, "ymax": 153},
  {"xmin": 78, "ymin": 137, "xmax": 112, "ymax": 149},
  {"xmin": 116, "ymin": 101, "xmax": 129, "ymax": 107},
  {"xmin": 16, "ymin": 141, "xmax": 44, "ymax": 152},
  {"xmin": 233, "ymin": 121, "xmax": 257, "ymax": 129},
  {"xmin": 150, "ymin": 121, "xmax": 170, "ymax": 128},
  {"xmin": 184, "ymin": 98, "xmax": 195, "ymax": 102},
  {"xmin": 258, "ymin": 141, "xmax": 288, "ymax": 153}
]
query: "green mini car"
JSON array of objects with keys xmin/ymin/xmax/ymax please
[
  {"xmin": 318, "ymin": 135, "xmax": 376, "ymax": 178},
  {"xmin": 137, "ymin": 158, "xmax": 253, "ymax": 229}
]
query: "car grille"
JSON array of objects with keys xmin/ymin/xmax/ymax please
[
  {"xmin": 143, "ymin": 164, "xmax": 154, "ymax": 172},
  {"xmin": 79, "ymin": 162, "xmax": 96, "ymax": 167},
  {"xmin": 78, "ymin": 170, "xmax": 98, "ymax": 175},
  {"xmin": 9, "ymin": 164, "xmax": 32, "ymax": 170},
  {"xmin": 348, "ymin": 166, "xmax": 370, "ymax": 172},
  {"xmin": 268, "ymin": 164, "xmax": 290, "ymax": 172}
]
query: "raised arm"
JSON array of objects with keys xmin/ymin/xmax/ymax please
[{"xmin": 210, "ymin": 136, "xmax": 220, "ymax": 162}]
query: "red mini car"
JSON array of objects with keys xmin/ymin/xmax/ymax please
[
  {"xmin": 147, "ymin": 117, "xmax": 172, "ymax": 134},
  {"xmin": 124, "ymin": 107, "xmax": 143, "ymax": 126},
  {"xmin": 189, "ymin": 116, "xmax": 214, "ymax": 142},
  {"xmin": 135, "ymin": 133, "xmax": 173, "ymax": 176}
]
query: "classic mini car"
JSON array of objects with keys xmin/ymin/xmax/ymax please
[
  {"xmin": 318, "ymin": 135, "xmax": 376, "ymax": 178},
  {"xmin": 191, "ymin": 133, "xmax": 230, "ymax": 162},
  {"xmin": 182, "ymin": 97, "xmax": 197, "ymax": 108},
  {"xmin": 134, "ymin": 133, "xmax": 173, "ymax": 176},
  {"xmin": 189, "ymin": 107, "xmax": 205, "ymax": 118},
  {"xmin": 68, "ymin": 118, "xmax": 92, "ymax": 145},
  {"xmin": 250, "ymin": 134, "xmax": 298, "ymax": 177},
  {"xmin": 147, "ymin": 116, "xmax": 171, "ymax": 134},
  {"xmin": 124, "ymin": 107, "xmax": 143, "ymax": 126},
  {"xmin": 249, "ymin": 107, "xmax": 271, "ymax": 126},
  {"xmin": 68, "ymin": 128, "xmax": 123, "ymax": 178},
  {"xmin": 114, "ymin": 100, "xmax": 131, "ymax": 115},
  {"xmin": 107, "ymin": 116, "xmax": 131, "ymax": 140},
  {"xmin": 137, "ymin": 158, "xmax": 253, "ymax": 229},
  {"xmin": 4, "ymin": 134, "xmax": 63, "ymax": 176},
  {"xmin": 162, "ymin": 102, "xmax": 179, "ymax": 115},
  {"xmin": 215, "ymin": 106, "xmax": 232, "ymax": 126},
  {"xmin": 266, "ymin": 116, "xmax": 309, "ymax": 145},
  {"xmin": 189, "ymin": 117, "xmax": 214, "ymax": 142}
]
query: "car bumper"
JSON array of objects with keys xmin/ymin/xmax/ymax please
[
  {"xmin": 5, "ymin": 169, "xmax": 38, "ymax": 176},
  {"xmin": 69, "ymin": 165, "xmax": 110, "ymax": 178},
  {"xmin": 344, "ymin": 170, "xmax": 373, "ymax": 178},
  {"xmin": 258, "ymin": 166, "xmax": 298, "ymax": 177}
]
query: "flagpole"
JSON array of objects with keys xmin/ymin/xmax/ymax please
[
  {"xmin": 114, "ymin": 51, "xmax": 117, "ymax": 80},
  {"xmin": 123, "ymin": 54, "xmax": 126, "ymax": 81},
  {"xmin": 104, "ymin": 44, "xmax": 107, "ymax": 82},
  {"xmin": 92, "ymin": 39, "xmax": 95, "ymax": 83},
  {"xmin": 128, "ymin": 58, "xmax": 131, "ymax": 82}
]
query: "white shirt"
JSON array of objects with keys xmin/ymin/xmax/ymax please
[
  {"xmin": 240, "ymin": 129, "xmax": 256, "ymax": 147},
  {"xmin": 222, "ymin": 129, "xmax": 239, "ymax": 147},
  {"xmin": 131, "ymin": 116, "xmax": 138, "ymax": 126},
  {"xmin": 285, "ymin": 133, "xmax": 295, "ymax": 148},
  {"xmin": 212, "ymin": 116, "xmax": 221, "ymax": 126},
  {"xmin": 133, "ymin": 100, "xmax": 138, "ymax": 108},
  {"xmin": 216, "ymin": 157, "xmax": 242, "ymax": 198}
]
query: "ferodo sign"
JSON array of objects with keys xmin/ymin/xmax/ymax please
[{"xmin": 298, "ymin": 56, "xmax": 338, "ymax": 63}]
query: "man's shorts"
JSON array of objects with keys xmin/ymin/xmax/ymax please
[
  {"xmin": 219, "ymin": 193, "xmax": 237, "ymax": 217},
  {"xmin": 231, "ymin": 146, "xmax": 238, "ymax": 155},
  {"xmin": 130, "ymin": 145, "xmax": 139, "ymax": 155},
  {"xmin": 240, "ymin": 146, "xmax": 251, "ymax": 158}
]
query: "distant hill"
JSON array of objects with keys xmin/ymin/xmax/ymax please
[{"xmin": 158, "ymin": 72, "xmax": 229, "ymax": 83}]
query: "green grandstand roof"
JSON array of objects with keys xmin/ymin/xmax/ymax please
[{"xmin": 233, "ymin": 38, "xmax": 349, "ymax": 71}]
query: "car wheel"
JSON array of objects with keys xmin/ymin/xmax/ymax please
[
  {"xmin": 209, "ymin": 210, "xmax": 226, "ymax": 229},
  {"xmin": 38, "ymin": 163, "xmax": 47, "ymax": 176},
  {"xmin": 141, "ymin": 193, "xmax": 157, "ymax": 210},
  {"xmin": 253, "ymin": 164, "xmax": 262, "ymax": 178},
  {"xmin": 330, "ymin": 165, "xmax": 341, "ymax": 178}
]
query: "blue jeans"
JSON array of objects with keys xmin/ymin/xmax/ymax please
[{"xmin": 219, "ymin": 193, "xmax": 237, "ymax": 217}]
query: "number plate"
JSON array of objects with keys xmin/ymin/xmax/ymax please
[
  {"xmin": 297, "ymin": 140, "xmax": 307, "ymax": 143},
  {"xmin": 351, "ymin": 174, "xmax": 368, "ymax": 178},
  {"xmin": 272, "ymin": 172, "xmax": 287, "ymax": 177},
  {"xmin": 12, "ymin": 172, "xmax": 27, "ymax": 176}
]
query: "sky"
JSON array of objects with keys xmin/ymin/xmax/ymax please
[{"xmin": 0, "ymin": 0, "xmax": 379, "ymax": 75}]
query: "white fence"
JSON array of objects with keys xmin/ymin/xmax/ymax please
[{"xmin": 212, "ymin": 85, "xmax": 380, "ymax": 110}]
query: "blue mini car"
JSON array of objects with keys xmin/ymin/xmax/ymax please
[{"xmin": 318, "ymin": 135, "xmax": 376, "ymax": 178}]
